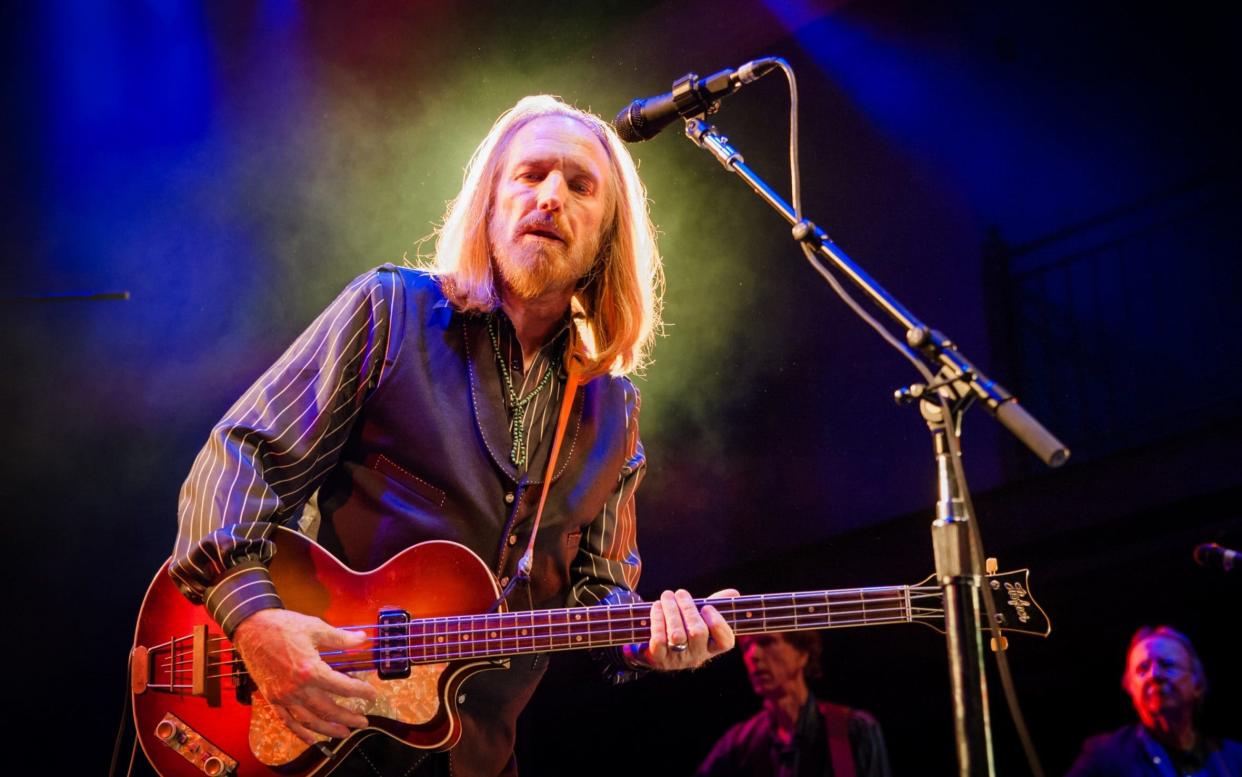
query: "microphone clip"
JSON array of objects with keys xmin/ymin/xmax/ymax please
[{"xmin": 671, "ymin": 71, "xmax": 725, "ymax": 122}]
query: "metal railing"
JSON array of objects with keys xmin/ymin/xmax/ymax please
[{"xmin": 983, "ymin": 175, "xmax": 1242, "ymax": 469}]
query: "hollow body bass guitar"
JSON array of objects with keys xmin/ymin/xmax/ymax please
[{"xmin": 130, "ymin": 527, "xmax": 1050, "ymax": 776}]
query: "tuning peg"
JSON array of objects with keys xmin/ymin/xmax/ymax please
[
  {"xmin": 985, "ymin": 557, "xmax": 998, "ymax": 574},
  {"xmin": 990, "ymin": 636, "xmax": 1009, "ymax": 652}
]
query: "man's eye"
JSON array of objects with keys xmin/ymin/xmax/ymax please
[{"xmin": 571, "ymin": 181, "xmax": 591, "ymax": 194}]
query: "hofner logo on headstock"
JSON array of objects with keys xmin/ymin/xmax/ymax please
[{"xmin": 1003, "ymin": 582, "xmax": 1032, "ymax": 624}]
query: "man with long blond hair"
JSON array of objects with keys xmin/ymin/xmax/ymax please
[
  {"xmin": 427, "ymin": 95, "xmax": 662, "ymax": 381},
  {"xmin": 170, "ymin": 95, "xmax": 737, "ymax": 776}
]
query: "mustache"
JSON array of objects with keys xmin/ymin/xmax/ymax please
[{"xmin": 516, "ymin": 213, "xmax": 567, "ymax": 241}]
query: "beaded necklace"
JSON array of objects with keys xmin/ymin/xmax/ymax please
[{"xmin": 487, "ymin": 314, "xmax": 562, "ymax": 469}]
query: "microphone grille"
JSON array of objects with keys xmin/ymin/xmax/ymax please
[{"xmin": 613, "ymin": 100, "xmax": 650, "ymax": 143}]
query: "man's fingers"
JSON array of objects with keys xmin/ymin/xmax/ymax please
[
  {"xmin": 645, "ymin": 588, "xmax": 742, "ymax": 671},
  {"xmin": 317, "ymin": 625, "xmax": 371, "ymax": 651},
  {"xmin": 312, "ymin": 626, "xmax": 377, "ymax": 702},
  {"xmin": 303, "ymin": 687, "xmax": 370, "ymax": 730},
  {"xmin": 648, "ymin": 600, "xmax": 668, "ymax": 653},
  {"xmin": 659, "ymin": 590, "xmax": 687, "ymax": 648},
  {"xmin": 701, "ymin": 604, "xmax": 735, "ymax": 654},
  {"xmin": 316, "ymin": 664, "xmax": 379, "ymax": 703},
  {"xmin": 675, "ymin": 590, "xmax": 709, "ymax": 649},
  {"xmin": 296, "ymin": 710, "xmax": 352, "ymax": 741},
  {"xmin": 275, "ymin": 703, "xmax": 334, "ymax": 745}
]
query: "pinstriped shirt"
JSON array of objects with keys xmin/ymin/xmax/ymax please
[{"xmin": 170, "ymin": 267, "xmax": 645, "ymax": 644}]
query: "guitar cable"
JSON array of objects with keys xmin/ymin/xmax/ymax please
[
  {"xmin": 769, "ymin": 60, "xmax": 1049, "ymax": 777},
  {"xmin": 109, "ymin": 651, "xmax": 138, "ymax": 777},
  {"xmin": 940, "ymin": 391, "xmax": 1048, "ymax": 777}
]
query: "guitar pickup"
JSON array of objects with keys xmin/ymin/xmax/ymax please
[
  {"xmin": 377, "ymin": 607, "xmax": 412, "ymax": 679},
  {"xmin": 154, "ymin": 712, "xmax": 237, "ymax": 776}
]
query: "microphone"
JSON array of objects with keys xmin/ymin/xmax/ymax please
[
  {"xmin": 1193, "ymin": 543, "xmax": 1239, "ymax": 573},
  {"xmin": 613, "ymin": 58, "xmax": 780, "ymax": 143}
]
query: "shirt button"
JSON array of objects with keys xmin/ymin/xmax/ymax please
[
  {"xmin": 504, "ymin": 492, "xmax": 515, "ymax": 504},
  {"xmin": 508, "ymin": 534, "xmax": 518, "ymax": 546}
]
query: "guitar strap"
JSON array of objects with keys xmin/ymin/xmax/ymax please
[
  {"xmin": 491, "ymin": 318, "xmax": 586, "ymax": 610},
  {"xmin": 822, "ymin": 701, "xmax": 857, "ymax": 777}
]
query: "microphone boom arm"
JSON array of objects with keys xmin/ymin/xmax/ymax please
[
  {"xmin": 681, "ymin": 103, "xmax": 1066, "ymax": 777},
  {"xmin": 683, "ymin": 117, "xmax": 1069, "ymax": 467}
]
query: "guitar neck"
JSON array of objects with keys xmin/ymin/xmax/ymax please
[{"xmin": 364, "ymin": 585, "xmax": 928, "ymax": 666}]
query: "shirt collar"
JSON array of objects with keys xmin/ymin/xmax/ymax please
[{"xmin": 490, "ymin": 308, "xmax": 573, "ymax": 375}]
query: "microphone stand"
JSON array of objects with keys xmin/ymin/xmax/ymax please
[{"xmin": 681, "ymin": 117, "xmax": 1068, "ymax": 777}]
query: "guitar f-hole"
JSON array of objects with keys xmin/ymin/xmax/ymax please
[{"xmin": 377, "ymin": 607, "xmax": 412, "ymax": 679}]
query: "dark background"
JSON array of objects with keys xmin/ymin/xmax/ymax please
[{"xmin": 2, "ymin": 1, "xmax": 1239, "ymax": 774}]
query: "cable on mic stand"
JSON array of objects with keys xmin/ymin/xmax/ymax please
[
  {"xmin": 773, "ymin": 58, "xmax": 1048, "ymax": 777},
  {"xmin": 659, "ymin": 56, "xmax": 1060, "ymax": 777}
]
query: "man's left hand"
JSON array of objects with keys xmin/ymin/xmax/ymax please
[{"xmin": 644, "ymin": 588, "xmax": 740, "ymax": 671}]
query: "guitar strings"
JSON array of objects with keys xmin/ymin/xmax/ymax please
[
  {"xmin": 142, "ymin": 586, "xmax": 945, "ymax": 655},
  {"xmin": 153, "ymin": 593, "xmax": 947, "ymax": 676},
  {"xmin": 163, "ymin": 601, "xmax": 932, "ymax": 680},
  {"xmin": 151, "ymin": 608, "xmax": 940, "ymax": 687},
  {"xmin": 174, "ymin": 602, "xmax": 937, "ymax": 680},
  {"xmin": 152, "ymin": 570, "xmax": 1043, "ymax": 680},
  {"xmin": 156, "ymin": 593, "xmax": 937, "ymax": 666},
  {"xmin": 179, "ymin": 589, "xmax": 940, "ymax": 652}
]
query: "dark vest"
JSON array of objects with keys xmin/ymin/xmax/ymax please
[{"xmin": 314, "ymin": 267, "xmax": 642, "ymax": 777}]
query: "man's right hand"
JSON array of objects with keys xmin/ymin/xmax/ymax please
[{"xmin": 232, "ymin": 609, "xmax": 379, "ymax": 744}]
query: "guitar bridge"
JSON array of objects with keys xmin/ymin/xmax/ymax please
[{"xmin": 377, "ymin": 607, "xmax": 412, "ymax": 679}]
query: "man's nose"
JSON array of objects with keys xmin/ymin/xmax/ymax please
[{"xmin": 536, "ymin": 171, "xmax": 567, "ymax": 211}]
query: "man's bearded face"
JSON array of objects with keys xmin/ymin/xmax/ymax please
[{"xmin": 488, "ymin": 115, "xmax": 612, "ymax": 300}]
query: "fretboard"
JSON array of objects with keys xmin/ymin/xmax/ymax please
[{"xmin": 366, "ymin": 585, "xmax": 937, "ymax": 665}]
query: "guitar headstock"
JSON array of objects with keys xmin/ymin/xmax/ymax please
[
  {"xmin": 983, "ymin": 568, "xmax": 1051, "ymax": 638},
  {"xmin": 911, "ymin": 567, "xmax": 1052, "ymax": 639}
]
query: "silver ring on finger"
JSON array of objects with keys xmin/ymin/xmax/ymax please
[{"xmin": 669, "ymin": 641, "xmax": 689, "ymax": 653}]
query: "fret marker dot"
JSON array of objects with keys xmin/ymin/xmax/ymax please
[
  {"xmin": 437, "ymin": 637, "xmax": 444, "ymax": 643},
  {"xmin": 575, "ymin": 636, "xmax": 582, "ymax": 642},
  {"xmin": 521, "ymin": 629, "xmax": 528, "ymax": 636},
  {"xmin": 490, "ymin": 632, "xmax": 498, "ymax": 638},
  {"xmin": 745, "ymin": 611, "xmax": 753, "ymax": 618},
  {"xmin": 807, "ymin": 607, "xmax": 815, "ymax": 613},
  {"xmin": 462, "ymin": 635, "xmax": 470, "ymax": 641},
  {"xmin": 574, "ymin": 614, "xmax": 582, "ymax": 621},
  {"xmin": 641, "ymin": 620, "xmax": 648, "ymax": 627}
]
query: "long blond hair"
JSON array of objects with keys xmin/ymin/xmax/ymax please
[{"xmin": 423, "ymin": 95, "xmax": 663, "ymax": 379}]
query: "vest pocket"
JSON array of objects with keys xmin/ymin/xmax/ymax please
[{"xmin": 367, "ymin": 453, "xmax": 447, "ymax": 508}]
